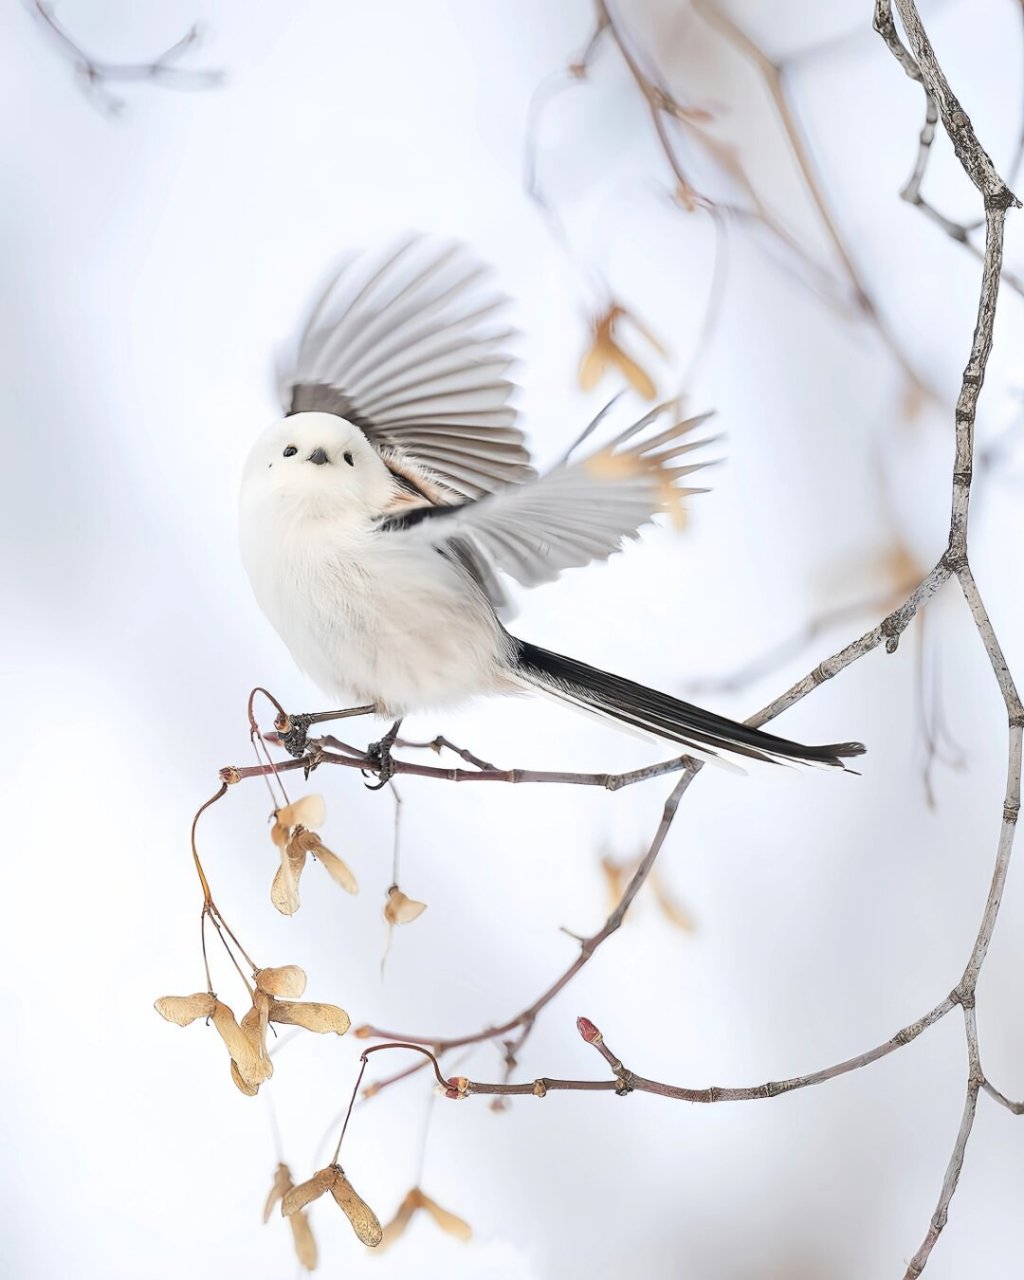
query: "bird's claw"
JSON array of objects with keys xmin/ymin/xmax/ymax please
[
  {"xmin": 363, "ymin": 721, "xmax": 401, "ymax": 790},
  {"xmin": 302, "ymin": 741, "xmax": 324, "ymax": 779},
  {"xmin": 362, "ymin": 740, "xmax": 394, "ymax": 790},
  {"xmin": 279, "ymin": 714, "xmax": 312, "ymax": 759}
]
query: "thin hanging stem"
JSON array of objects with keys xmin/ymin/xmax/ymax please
[
  {"xmin": 332, "ymin": 1044, "xmax": 449, "ymax": 1165},
  {"xmin": 190, "ymin": 784, "xmax": 227, "ymax": 905}
]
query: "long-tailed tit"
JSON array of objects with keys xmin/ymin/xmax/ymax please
[{"xmin": 240, "ymin": 237, "xmax": 864, "ymax": 776}]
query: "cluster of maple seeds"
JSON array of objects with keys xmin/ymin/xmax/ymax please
[
  {"xmin": 155, "ymin": 964, "xmax": 349, "ymax": 1095},
  {"xmin": 156, "ymin": 788, "xmax": 439, "ymax": 1268},
  {"xmin": 268, "ymin": 793, "xmax": 426, "ymax": 932}
]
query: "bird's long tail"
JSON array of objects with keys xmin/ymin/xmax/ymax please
[{"xmin": 512, "ymin": 639, "xmax": 865, "ymax": 770}]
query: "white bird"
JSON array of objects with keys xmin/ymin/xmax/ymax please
[{"xmin": 240, "ymin": 236, "xmax": 864, "ymax": 779}]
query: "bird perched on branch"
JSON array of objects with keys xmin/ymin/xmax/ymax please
[{"xmin": 240, "ymin": 236, "xmax": 864, "ymax": 781}]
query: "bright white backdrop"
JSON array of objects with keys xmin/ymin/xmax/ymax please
[{"xmin": 3, "ymin": 2, "xmax": 1024, "ymax": 1277}]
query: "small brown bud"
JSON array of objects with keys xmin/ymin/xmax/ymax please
[
  {"xmin": 576, "ymin": 1016, "xmax": 603, "ymax": 1045},
  {"xmin": 444, "ymin": 1075, "xmax": 469, "ymax": 1100},
  {"xmin": 219, "ymin": 766, "xmax": 241, "ymax": 784},
  {"xmin": 274, "ymin": 711, "xmax": 292, "ymax": 734}
]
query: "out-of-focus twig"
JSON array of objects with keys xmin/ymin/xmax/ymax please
[
  {"xmin": 680, "ymin": 581, "xmax": 918, "ymax": 698},
  {"xmin": 691, "ymin": 0, "xmax": 934, "ymax": 404},
  {"xmin": 28, "ymin": 1, "xmax": 223, "ymax": 113},
  {"xmin": 527, "ymin": 0, "xmax": 940, "ymax": 406},
  {"xmin": 591, "ymin": 1, "xmax": 847, "ymax": 306}
]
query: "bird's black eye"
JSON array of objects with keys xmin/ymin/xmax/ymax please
[
  {"xmin": 283, "ymin": 445, "xmax": 298, "ymax": 457},
  {"xmin": 343, "ymin": 452, "xmax": 354, "ymax": 466}
]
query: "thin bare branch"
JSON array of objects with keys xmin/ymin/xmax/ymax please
[
  {"xmin": 445, "ymin": 1000, "xmax": 955, "ymax": 1102},
  {"xmin": 682, "ymin": 582, "xmax": 918, "ymax": 698},
  {"xmin": 28, "ymin": 1, "xmax": 223, "ymax": 112},
  {"xmin": 357, "ymin": 770, "xmax": 698, "ymax": 1051},
  {"xmin": 692, "ymin": 0, "xmax": 932, "ymax": 396},
  {"xmin": 903, "ymin": 1006, "xmax": 983, "ymax": 1278},
  {"xmin": 981, "ymin": 1080, "xmax": 1024, "ymax": 1115}
]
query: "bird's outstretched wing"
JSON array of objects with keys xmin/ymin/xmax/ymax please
[
  {"xmin": 381, "ymin": 406, "xmax": 716, "ymax": 589},
  {"xmin": 283, "ymin": 235, "xmax": 535, "ymax": 500}
]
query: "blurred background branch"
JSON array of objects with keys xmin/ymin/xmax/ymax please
[{"xmin": 27, "ymin": 0, "xmax": 222, "ymax": 112}]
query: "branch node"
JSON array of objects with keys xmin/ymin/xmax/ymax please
[
  {"xmin": 985, "ymin": 188, "xmax": 1022, "ymax": 212},
  {"xmin": 952, "ymin": 983, "xmax": 976, "ymax": 1011},
  {"xmin": 880, "ymin": 613, "xmax": 907, "ymax": 654},
  {"xmin": 942, "ymin": 545, "xmax": 968, "ymax": 576}
]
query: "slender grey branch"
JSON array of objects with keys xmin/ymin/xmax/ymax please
[
  {"xmin": 891, "ymin": 0, "xmax": 1018, "ymax": 203},
  {"xmin": 874, "ymin": 1, "xmax": 1024, "ymax": 296},
  {"xmin": 28, "ymin": 1, "xmax": 223, "ymax": 112},
  {"xmin": 681, "ymin": 584, "xmax": 917, "ymax": 698},
  {"xmin": 451, "ymin": 998, "xmax": 956, "ymax": 1102},
  {"xmin": 981, "ymin": 1080, "xmax": 1024, "ymax": 1115},
  {"xmin": 875, "ymin": 6, "xmax": 1021, "ymax": 1272},
  {"xmin": 903, "ymin": 1007, "xmax": 983, "ymax": 1278}
]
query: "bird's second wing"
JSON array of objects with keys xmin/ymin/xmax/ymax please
[
  {"xmin": 382, "ymin": 407, "xmax": 716, "ymax": 589},
  {"xmin": 284, "ymin": 235, "xmax": 535, "ymax": 500}
]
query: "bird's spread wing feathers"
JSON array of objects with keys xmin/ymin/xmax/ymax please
[
  {"xmin": 382, "ymin": 406, "xmax": 717, "ymax": 590},
  {"xmin": 283, "ymin": 236, "xmax": 535, "ymax": 500}
]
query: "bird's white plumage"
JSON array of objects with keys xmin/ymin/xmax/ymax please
[
  {"xmin": 238, "ymin": 405, "xmax": 705, "ymax": 714},
  {"xmin": 240, "ymin": 413, "xmax": 517, "ymax": 713}
]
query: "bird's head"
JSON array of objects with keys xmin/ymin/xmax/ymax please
[{"xmin": 241, "ymin": 411, "xmax": 394, "ymax": 523}]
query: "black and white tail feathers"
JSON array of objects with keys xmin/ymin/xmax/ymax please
[{"xmin": 513, "ymin": 639, "xmax": 865, "ymax": 770}]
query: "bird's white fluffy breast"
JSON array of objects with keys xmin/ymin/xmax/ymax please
[{"xmin": 239, "ymin": 501, "xmax": 512, "ymax": 714}]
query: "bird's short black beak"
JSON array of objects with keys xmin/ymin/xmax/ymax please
[{"xmin": 307, "ymin": 447, "xmax": 330, "ymax": 466}]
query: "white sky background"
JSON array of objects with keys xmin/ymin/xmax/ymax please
[{"xmin": 3, "ymin": 1, "xmax": 1024, "ymax": 1277}]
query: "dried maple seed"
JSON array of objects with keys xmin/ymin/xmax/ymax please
[
  {"xmin": 154, "ymin": 993, "xmax": 217, "ymax": 1026},
  {"xmin": 383, "ymin": 885, "xmax": 426, "ymax": 925},
  {"xmin": 155, "ymin": 992, "xmax": 270, "ymax": 1095},
  {"xmin": 264, "ymin": 1162, "xmax": 317, "ymax": 1270},
  {"xmin": 268, "ymin": 999, "xmax": 350, "ymax": 1036},
  {"xmin": 378, "ymin": 1187, "xmax": 471, "ymax": 1251},
  {"xmin": 268, "ymin": 795, "xmax": 357, "ymax": 913},
  {"xmin": 282, "ymin": 1165, "xmax": 382, "ymax": 1248},
  {"xmin": 254, "ymin": 964, "xmax": 308, "ymax": 998},
  {"xmin": 579, "ymin": 302, "xmax": 664, "ymax": 400}
]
